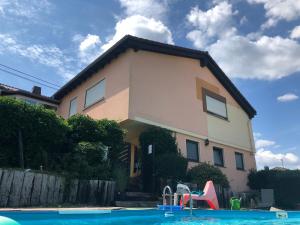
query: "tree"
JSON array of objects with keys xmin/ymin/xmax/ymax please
[
  {"xmin": 139, "ymin": 127, "xmax": 187, "ymax": 192},
  {"xmin": 187, "ymin": 163, "xmax": 229, "ymax": 188}
]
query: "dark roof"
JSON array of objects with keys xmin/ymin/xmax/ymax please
[
  {"xmin": 53, "ymin": 35, "xmax": 256, "ymax": 118},
  {"xmin": 0, "ymin": 83, "xmax": 59, "ymax": 104}
]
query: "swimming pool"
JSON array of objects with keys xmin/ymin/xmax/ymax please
[{"xmin": 1, "ymin": 209, "xmax": 300, "ymax": 225}]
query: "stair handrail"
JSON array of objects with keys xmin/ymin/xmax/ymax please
[{"xmin": 162, "ymin": 185, "xmax": 173, "ymax": 206}]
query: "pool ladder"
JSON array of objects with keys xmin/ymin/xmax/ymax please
[{"xmin": 162, "ymin": 184, "xmax": 193, "ymax": 216}]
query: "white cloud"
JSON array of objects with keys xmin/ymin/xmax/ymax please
[
  {"xmin": 74, "ymin": 34, "xmax": 102, "ymax": 65},
  {"xmin": 290, "ymin": 26, "xmax": 300, "ymax": 39},
  {"xmin": 256, "ymin": 148, "xmax": 299, "ymax": 169},
  {"xmin": 79, "ymin": 34, "xmax": 101, "ymax": 51},
  {"xmin": 186, "ymin": 1, "xmax": 237, "ymax": 48},
  {"xmin": 0, "ymin": 33, "xmax": 76, "ymax": 80},
  {"xmin": 101, "ymin": 15, "xmax": 173, "ymax": 51},
  {"xmin": 208, "ymin": 35, "xmax": 300, "ymax": 80},
  {"xmin": 255, "ymin": 139, "xmax": 276, "ymax": 149},
  {"xmin": 186, "ymin": 1, "xmax": 300, "ymax": 80},
  {"xmin": 0, "ymin": 0, "xmax": 51, "ymax": 19},
  {"xmin": 119, "ymin": 0, "xmax": 168, "ymax": 20},
  {"xmin": 277, "ymin": 93, "xmax": 299, "ymax": 102},
  {"xmin": 248, "ymin": 0, "xmax": 300, "ymax": 29}
]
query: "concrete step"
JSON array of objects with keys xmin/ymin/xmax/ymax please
[{"xmin": 115, "ymin": 201, "xmax": 159, "ymax": 208}]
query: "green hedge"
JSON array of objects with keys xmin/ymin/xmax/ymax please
[
  {"xmin": 248, "ymin": 169, "xmax": 300, "ymax": 208},
  {"xmin": 0, "ymin": 97, "xmax": 125, "ymax": 180}
]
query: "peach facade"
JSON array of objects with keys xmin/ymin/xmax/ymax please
[{"xmin": 56, "ymin": 48, "xmax": 256, "ymax": 192}]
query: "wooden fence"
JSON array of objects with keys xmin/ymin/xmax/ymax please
[{"xmin": 0, "ymin": 169, "xmax": 115, "ymax": 207}]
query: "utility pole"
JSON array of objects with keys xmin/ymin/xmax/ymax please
[{"xmin": 280, "ymin": 158, "xmax": 284, "ymax": 168}]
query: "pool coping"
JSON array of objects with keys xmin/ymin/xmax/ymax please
[{"xmin": 0, "ymin": 207, "xmax": 157, "ymax": 212}]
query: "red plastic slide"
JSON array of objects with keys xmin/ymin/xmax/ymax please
[{"xmin": 181, "ymin": 180, "xmax": 219, "ymax": 210}]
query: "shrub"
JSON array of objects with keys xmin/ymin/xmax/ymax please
[
  {"xmin": 112, "ymin": 164, "xmax": 129, "ymax": 192},
  {"xmin": 67, "ymin": 114, "xmax": 103, "ymax": 143},
  {"xmin": 97, "ymin": 119, "xmax": 126, "ymax": 164},
  {"xmin": 63, "ymin": 141, "xmax": 110, "ymax": 179},
  {"xmin": 248, "ymin": 169, "xmax": 300, "ymax": 209},
  {"xmin": 187, "ymin": 163, "xmax": 229, "ymax": 188}
]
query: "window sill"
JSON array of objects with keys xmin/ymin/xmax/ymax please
[
  {"xmin": 214, "ymin": 164, "xmax": 225, "ymax": 168},
  {"xmin": 83, "ymin": 97, "xmax": 105, "ymax": 111},
  {"xmin": 207, "ymin": 111, "xmax": 229, "ymax": 122},
  {"xmin": 187, "ymin": 159, "xmax": 200, "ymax": 163}
]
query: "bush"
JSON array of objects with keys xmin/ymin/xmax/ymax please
[
  {"xmin": 67, "ymin": 114, "xmax": 103, "ymax": 143},
  {"xmin": 187, "ymin": 163, "xmax": 229, "ymax": 189},
  {"xmin": 63, "ymin": 141, "xmax": 110, "ymax": 179},
  {"xmin": 112, "ymin": 164, "xmax": 129, "ymax": 192},
  {"xmin": 248, "ymin": 169, "xmax": 300, "ymax": 209},
  {"xmin": 97, "ymin": 119, "xmax": 126, "ymax": 164}
]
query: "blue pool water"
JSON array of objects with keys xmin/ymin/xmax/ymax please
[{"xmin": 1, "ymin": 209, "xmax": 300, "ymax": 225}]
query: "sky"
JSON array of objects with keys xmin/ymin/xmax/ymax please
[{"xmin": 0, "ymin": 0, "xmax": 300, "ymax": 170}]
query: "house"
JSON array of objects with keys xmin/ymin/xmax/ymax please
[
  {"xmin": 53, "ymin": 35, "xmax": 256, "ymax": 192},
  {"xmin": 0, "ymin": 83, "xmax": 59, "ymax": 110}
]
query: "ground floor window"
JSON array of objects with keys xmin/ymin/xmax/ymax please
[
  {"xmin": 235, "ymin": 152, "xmax": 244, "ymax": 170},
  {"xmin": 213, "ymin": 147, "xmax": 224, "ymax": 167},
  {"xmin": 186, "ymin": 140, "xmax": 199, "ymax": 162}
]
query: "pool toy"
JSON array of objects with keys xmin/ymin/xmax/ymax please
[
  {"xmin": 0, "ymin": 216, "xmax": 20, "ymax": 225},
  {"xmin": 230, "ymin": 197, "xmax": 241, "ymax": 210},
  {"xmin": 181, "ymin": 180, "xmax": 219, "ymax": 210}
]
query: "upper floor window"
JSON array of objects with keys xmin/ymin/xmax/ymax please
[
  {"xmin": 69, "ymin": 97, "xmax": 77, "ymax": 117},
  {"xmin": 213, "ymin": 147, "xmax": 224, "ymax": 167},
  {"xmin": 235, "ymin": 152, "xmax": 244, "ymax": 170},
  {"xmin": 85, "ymin": 79, "xmax": 105, "ymax": 108},
  {"xmin": 186, "ymin": 140, "xmax": 199, "ymax": 162},
  {"xmin": 203, "ymin": 89, "xmax": 227, "ymax": 119}
]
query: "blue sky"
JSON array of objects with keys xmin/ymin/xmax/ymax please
[{"xmin": 0, "ymin": 0, "xmax": 300, "ymax": 169}]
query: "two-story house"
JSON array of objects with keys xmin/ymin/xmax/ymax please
[{"xmin": 53, "ymin": 35, "xmax": 257, "ymax": 192}]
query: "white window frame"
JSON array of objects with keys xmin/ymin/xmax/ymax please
[
  {"xmin": 84, "ymin": 78, "xmax": 105, "ymax": 108},
  {"xmin": 69, "ymin": 97, "xmax": 77, "ymax": 117}
]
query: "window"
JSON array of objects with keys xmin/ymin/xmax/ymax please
[
  {"xmin": 235, "ymin": 152, "xmax": 244, "ymax": 170},
  {"xmin": 85, "ymin": 79, "xmax": 105, "ymax": 108},
  {"xmin": 24, "ymin": 99, "xmax": 38, "ymax": 105},
  {"xmin": 186, "ymin": 140, "xmax": 199, "ymax": 162},
  {"xmin": 69, "ymin": 97, "xmax": 77, "ymax": 117},
  {"xmin": 213, "ymin": 147, "xmax": 224, "ymax": 167},
  {"xmin": 203, "ymin": 89, "xmax": 227, "ymax": 119}
]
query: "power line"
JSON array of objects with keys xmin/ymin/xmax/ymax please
[
  {"xmin": 0, "ymin": 63, "xmax": 61, "ymax": 88},
  {"xmin": 0, "ymin": 67, "xmax": 59, "ymax": 90}
]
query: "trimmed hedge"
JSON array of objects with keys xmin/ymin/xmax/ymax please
[
  {"xmin": 248, "ymin": 169, "xmax": 300, "ymax": 208},
  {"xmin": 0, "ymin": 97, "xmax": 125, "ymax": 180}
]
